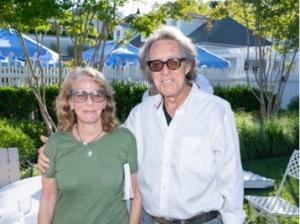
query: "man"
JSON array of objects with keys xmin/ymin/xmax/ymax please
[{"xmin": 39, "ymin": 26, "xmax": 245, "ymax": 224}]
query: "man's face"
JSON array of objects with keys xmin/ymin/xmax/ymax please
[{"xmin": 148, "ymin": 39, "xmax": 191, "ymax": 99}]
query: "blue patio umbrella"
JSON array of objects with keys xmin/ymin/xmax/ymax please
[
  {"xmin": 0, "ymin": 54, "xmax": 8, "ymax": 66},
  {"xmin": 105, "ymin": 47, "xmax": 139, "ymax": 66},
  {"xmin": 82, "ymin": 41, "xmax": 115, "ymax": 63},
  {"xmin": 83, "ymin": 43, "xmax": 139, "ymax": 65},
  {"xmin": 10, "ymin": 55, "xmax": 24, "ymax": 67},
  {"xmin": 0, "ymin": 29, "xmax": 56, "ymax": 60},
  {"xmin": 196, "ymin": 46, "xmax": 231, "ymax": 68}
]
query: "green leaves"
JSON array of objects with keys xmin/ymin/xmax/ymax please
[
  {"xmin": 131, "ymin": 0, "xmax": 204, "ymax": 37},
  {"xmin": 0, "ymin": 0, "xmax": 62, "ymax": 31}
]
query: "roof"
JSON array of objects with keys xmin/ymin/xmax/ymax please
[
  {"xmin": 130, "ymin": 35, "xmax": 144, "ymax": 48},
  {"xmin": 189, "ymin": 17, "xmax": 271, "ymax": 47}
]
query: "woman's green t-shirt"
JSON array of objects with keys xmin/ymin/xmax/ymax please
[{"xmin": 44, "ymin": 127, "xmax": 138, "ymax": 224}]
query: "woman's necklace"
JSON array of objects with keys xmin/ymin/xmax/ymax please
[{"xmin": 76, "ymin": 125, "xmax": 104, "ymax": 157}]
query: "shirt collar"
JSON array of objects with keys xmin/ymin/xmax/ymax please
[{"xmin": 153, "ymin": 94, "xmax": 163, "ymax": 109}]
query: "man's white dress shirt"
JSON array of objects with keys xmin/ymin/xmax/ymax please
[{"xmin": 124, "ymin": 84, "xmax": 245, "ymax": 224}]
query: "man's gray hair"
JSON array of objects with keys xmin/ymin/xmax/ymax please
[{"xmin": 139, "ymin": 25, "xmax": 198, "ymax": 83}]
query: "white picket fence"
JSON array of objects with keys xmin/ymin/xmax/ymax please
[
  {"xmin": 0, "ymin": 66, "xmax": 70, "ymax": 86},
  {"xmin": 0, "ymin": 64, "xmax": 298, "ymax": 108},
  {"xmin": 200, "ymin": 69, "xmax": 299, "ymax": 108},
  {"xmin": 0, "ymin": 64, "xmax": 146, "ymax": 86}
]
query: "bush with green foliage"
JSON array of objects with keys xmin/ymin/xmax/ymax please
[
  {"xmin": 0, "ymin": 84, "xmax": 263, "ymax": 122},
  {"xmin": 0, "ymin": 85, "xmax": 59, "ymax": 121},
  {"xmin": 287, "ymin": 96, "xmax": 299, "ymax": 111},
  {"xmin": 236, "ymin": 111, "xmax": 299, "ymax": 160},
  {"xmin": 214, "ymin": 85, "xmax": 260, "ymax": 111},
  {"xmin": 7, "ymin": 119, "xmax": 47, "ymax": 149},
  {"xmin": 112, "ymin": 80, "xmax": 147, "ymax": 122},
  {"xmin": 0, "ymin": 119, "xmax": 36, "ymax": 161},
  {"xmin": 0, "ymin": 86, "xmax": 36, "ymax": 120},
  {"xmin": 33, "ymin": 85, "xmax": 59, "ymax": 123}
]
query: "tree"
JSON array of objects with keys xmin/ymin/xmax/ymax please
[
  {"xmin": 208, "ymin": 0, "xmax": 299, "ymax": 120},
  {"xmin": 84, "ymin": 0, "xmax": 205, "ymax": 68},
  {"xmin": 130, "ymin": 0, "xmax": 205, "ymax": 37},
  {"xmin": 0, "ymin": 0, "xmax": 129, "ymax": 134},
  {"xmin": 59, "ymin": 0, "xmax": 129, "ymax": 69},
  {"xmin": 0, "ymin": 0, "xmax": 209, "ymax": 134},
  {"xmin": 0, "ymin": 0, "xmax": 64, "ymax": 134}
]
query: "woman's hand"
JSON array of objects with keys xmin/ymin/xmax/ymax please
[{"xmin": 37, "ymin": 135, "xmax": 50, "ymax": 174}]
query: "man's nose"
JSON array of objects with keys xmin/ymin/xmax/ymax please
[{"xmin": 161, "ymin": 63, "xmax": 171, "ymax": 75}]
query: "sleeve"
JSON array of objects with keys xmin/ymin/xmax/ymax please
[
  {"xmin": 126, "ymin": 131, "xmax": 138, "ymax": 174},
  {"xmin": 213, "ymin": 104, "xmax": 246, "ymax": 224},
  {"xmin": 43, "ymin": 134, "xmax": 58, "ymax": 178}
]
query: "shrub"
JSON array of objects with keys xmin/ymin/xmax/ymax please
[
  {"xmin": 0, "ymin": 83, "xmax": 148, "ymax": 123},
  {"xmin": 0, "ymin": 86, "xmax": 35, "ymax": 120},
  {"xmin": 33, "ymin": 85, "xmax": 59, "ymax": 123},
  {"xmin": 236, "ymin": 111, "xmax": 298, "ymax": 160},
  {"xmin": 214, "ymin": 85, "xmax": 260, "ymax": 111},
  {"xmin": 287, "ymin": 96, "xmax": 299, "ymax": 112},
  {"xmin": 0, "ymin": 85, "xmax": 59, "ymax": 122},
  {"xmin": 7, "ymin": 119, "xmax": 47, "ymax": 149},
  {"xmin": 0, "ymin": 84, "xmax": 263, "ymax": 122},
  {"xmin": 0, "ymin": 119, "xmax": 36, "ymax": 161},
  {"xmin": 112, "ymin": 80, "xmax": 147, "ymax": 122}
]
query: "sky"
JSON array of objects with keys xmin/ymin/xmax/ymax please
[
  {"xmin": 119, "ymin": 0, "xmax": 172, "ymax": 16},
  {"xmin": 119, "ymin": 0, "xmax": 211, "ymax": 16}
]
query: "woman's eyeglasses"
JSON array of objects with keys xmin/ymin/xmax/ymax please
[
  {"xmin": 70, "ymin": 89, "xmax": 106, "ymax": 103},
  {"xmin": 147, "ymin": 58, "xmax": 186, "ymax": 72}
]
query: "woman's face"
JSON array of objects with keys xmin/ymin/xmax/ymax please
[{"xmin": 69, "ymin": 75, "xmax": 107, "ymax": 125}]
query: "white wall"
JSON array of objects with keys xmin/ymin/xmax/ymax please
[
  {"xmin": 113, "ymin": 25, "xmax": 126, "ymax": 42},
  {"xmin": 27, "ymin": 34, "xmax": 72, "ymax": 57}
]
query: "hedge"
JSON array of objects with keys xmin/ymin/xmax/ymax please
[
  {"xmin": 0, "ymin": 119, "xmax": 36, "ymax": 161},
  {"xmin": 214, "ymin": 85, "xmax": 260, "ymax": 112},
  {"xmin": 0, "ymin": 86, "xmax": 35, "ymax": 120},
  {"xmin": 111, "ymin": 80, "xmax": 147, "ymax": 122},
  {"xmin": 0, "ymin": 84, "xmax": 260, "ymax": 122}
]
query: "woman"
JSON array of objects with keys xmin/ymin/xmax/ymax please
[{"xmin": 38, "ymin": 67, "xmax": 141, "ymax": 224}]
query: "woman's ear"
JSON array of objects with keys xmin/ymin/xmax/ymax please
[
  {"xmin": 103, "ymin": 100, "xmax": 107, "ymax": 110},
  {"xmin": 69, "ymin": 99, "xmax": 74, "ymax": 111}
]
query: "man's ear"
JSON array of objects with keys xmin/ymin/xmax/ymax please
[{"xmin": 184, "ymin": 61, "xmax": 192, "ymax": 76}]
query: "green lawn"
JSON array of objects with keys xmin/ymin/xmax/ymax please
[{"xmin": 243, "ymin": 154, "xmax": 299, "ymax": 224}]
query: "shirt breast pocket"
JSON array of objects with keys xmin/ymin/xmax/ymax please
[{"xmin": 180, "ymin": 137, "xmax": 214, "ymax": 179}]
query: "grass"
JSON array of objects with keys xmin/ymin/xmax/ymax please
[
  {"xmin": 236, "ymin": 111, "xmax": 299, "ymax": 160},
  {"xmin": 243, "ymin": 154, "xmax": 299, "ymax": 224}
]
